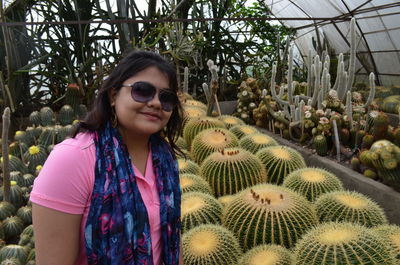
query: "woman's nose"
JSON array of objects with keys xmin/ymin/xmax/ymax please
[{"xmin": 146, "ymin": 91, "xmax": 162, "ymax": 110}]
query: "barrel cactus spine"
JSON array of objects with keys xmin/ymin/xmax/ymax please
[
  {"xmin": 37, "ymin": 126, "xmax": 56, "ymax": 147},
  {"xmin": 28, "ymin": 111, "xmax": 41, "ymax": 126},
  {"xmin": 180, "ymin": 174, "xmax": 212, "ymax": 194},
  {"xmin": 0, "ymin": 155, "xmax": 28, "ymax": 174},
  {"xmin": 182, "ymin": 106, "xmax": 207, "ymax": 127},
  {"xmin": 372, "ymin": 224, "xmax": 400, "ymax": 263},
  {"xmin": 16, "ymin": 206, "xmax": 32, "ymax": 226},
  {"xmin": 200, "ymin": 147, "xmax": 267, "ymax": 197},
  {"xmin": 178, "ymin": 158, "xmax": 200, "ymax": 175},
  {"xmin": 222, "ymin": 184, "xmax": 318, "ymax": 250},
  {"xmin": 183, "ymin": 117, "xmax": 226, "ymax": 149},
  {"xmin": 0, "ymin": 216, "xmax": 25, "ymax": 243},
  {"xmin": 182, "ymin": 224, "xmax": 242, "ymax": 265},
  {"xmin": 294, "ymin": 222, "xmax": 396, "ymax": 265},
  {"xmin": 315, "ymin": 190, "xmax": 387, "ymax": 227},
  {"xmin": 217, "ymin": 115, "xmax": 245, "ymax": 129},
  {"xmin": 39, "ymin": 106, "xmax": 55, "ymax": 126},
  {"xmin": 183, "ymin": 100, "xmax": 207, "ymax": 111},
  {"xmin": 191, "ymin": 128, "xmax": 238, "ymax": 165},
  {"xmin": 238, "ymin": 244, "xmax": 294, "ymax": 265},
  {"xmin": 0, "ymin": 245, "xmax": 28, "ymax": 264},
  {"xmin": 238, "ymin": 133, "xmax": 278, "ymax": 154},
  {"xmin": 181, "ymin": 192, "xmax": 223, "ymax": 232},
  {"xmin": 229, "ymin": 124, "xmax": 259, "ymax": 139},
  {"xmin": 0, "ymin": 202, "xmax": 16, "ymax": 221},
  {"xmin": 256, "ymin": 146, "xmax": 306, "ymax": 184},
  {"xmin": 58, "ymin": 104, "xmax": 75, "ymax": 125},
  {"xmin": 23, "ymin": 145, "xmax": 47, "ymax": 174},
  {"xmin": 282, "ymin": 167, "xmax": 343, "ymax": 202},
  {"xmin": 0, "ymin": 182, "xmax": 25, "ymax": 209}
]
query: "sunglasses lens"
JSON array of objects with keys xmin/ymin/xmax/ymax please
[
  {"xmin": 131, "ymin": 82, "xmax": 156, "ymax": 102},
  {"xmin": 160, "ymin": 91, "xmax": 178, "ymax": 112}
]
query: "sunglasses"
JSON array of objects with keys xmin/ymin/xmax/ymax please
[{"xmin": 121, "ymin": 81, "xmax": 178, "ymax": 112}]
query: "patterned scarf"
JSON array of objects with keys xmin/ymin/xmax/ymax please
[{"xmin": 85, "ymin": 121, "xmax": 181, "ymax": 265}]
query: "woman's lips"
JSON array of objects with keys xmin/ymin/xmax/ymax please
[{"xmin": 140, "ymin": 112, "xmax": 161, "ymax": 120}]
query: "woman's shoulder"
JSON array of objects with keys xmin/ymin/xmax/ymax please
[{"xmin": 57, "ymin": 132, "xmax": 95, "ymax": 150}]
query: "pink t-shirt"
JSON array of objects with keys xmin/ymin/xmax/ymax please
[{"xmin": 30, "ymin": 132, "xmax": 163, "ymax": 265}]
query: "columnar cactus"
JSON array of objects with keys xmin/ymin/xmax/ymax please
[
  {"xmin": 181, "ymin": 192, "xmax": 223, "ymax": 232},
  {"xmin": 182, "ymin": 224, "xmax": 242, "ymax": 265},
  {"xmin": 200, "ymin": 148, "xmax": 267, "ymax": 197},
  {"xmin": 315, "ymin": 190, "xmax": 388, "ymax": 227},
  {"xmin": 256, "ymin": 146, "xmax": 306, "ymax": 184},
  {"xmin": 282, "ymin": 167, "xmax": 343, "ymax": 202},
  {"xmin": 238, "ymin": 244, "xmax": 293, "ymax": 265},
  {"xmin": 294, "ymin": 222, "xmax": 396, "ymax": 265},
  {"xmin": 222, "ymin": 184, "xmax": 318, "ymax": 250}
]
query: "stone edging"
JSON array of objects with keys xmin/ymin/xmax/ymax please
[{"xmin": 259, "ymin": 128, "xmax": 400, "ymax": 225}]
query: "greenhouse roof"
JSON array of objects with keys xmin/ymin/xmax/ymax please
[{"xmin": 265, "ymin": 0, "xmax": 400, "ymax": 87}]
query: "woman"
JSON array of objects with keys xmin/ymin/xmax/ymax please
[{"xmin": 31, "ymin": 50, "xmax": 183, "ymax": 265}]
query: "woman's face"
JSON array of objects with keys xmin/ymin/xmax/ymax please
[{"xmin": 110, "ymin": 66, "xmax": 174, "ymax": 137}]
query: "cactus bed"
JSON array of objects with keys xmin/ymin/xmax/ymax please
[{"xmin": 1, "ymin": 18, "xmax": 400, "ymax": 265}]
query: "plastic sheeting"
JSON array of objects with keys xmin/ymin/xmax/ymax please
[{"xmin": 265, "ymin": 0, "xmax": 400, "ymax": 87}]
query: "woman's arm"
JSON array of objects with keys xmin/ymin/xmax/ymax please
[{"xmin": 32, "ymin": 203, "xmax": 82, "ymax": 265}]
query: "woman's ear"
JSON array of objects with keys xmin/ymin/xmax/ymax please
[{"xmin": 108, "ymin": 88, "xmax": 117, "ymax": 107}]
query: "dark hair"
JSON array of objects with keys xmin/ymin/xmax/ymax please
[{"xmin": 72, "ymin": 50, "xmax": 184, "ymax": 156}]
